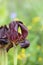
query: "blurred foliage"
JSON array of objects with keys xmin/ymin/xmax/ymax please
[{"xmin": 0, "ymin": 0, "xmax": 43, "ymax": 65}]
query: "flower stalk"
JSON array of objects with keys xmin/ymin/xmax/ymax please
[
  {"xmin": 13, "ymin": 43, "xmax": 18, "ymax": 65},
  {"xmin": 0, "ymin": 48, "xmax": 8, "ymax": 65}
]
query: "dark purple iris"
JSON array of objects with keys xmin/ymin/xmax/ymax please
[
  {"xmin": 0, "ymin": 26, "xmax": 9, "ymax": 48},
  {"xmin": 0, "ymin": 21, "xmax": 30, "ymax": 51},
  {"xmin": 19, "ymin": 39, "xmax": 30, "ymax": 48}
]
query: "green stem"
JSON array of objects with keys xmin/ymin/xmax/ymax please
[
  {"xmin": 4, "ymin": 49, "xmax": 8, "ymax": 65},
  {"xmin": 0, "ymin": 48, "xmax": 8, "ymax": 65},
  {"xmin": 13, "ymin": 44, "xmax": 18, "ymax": 65}
]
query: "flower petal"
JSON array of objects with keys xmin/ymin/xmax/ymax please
[
  {"xmin": 8, "ymin": 21, "xmax": 18, "ymax": 42},
  {"xmin": 18, "ymin": 21, "xmax": 28, "ymax": 39},
  {"xmin": 19, "ymin": 40, "xmax": 30, "ymax": 48}
]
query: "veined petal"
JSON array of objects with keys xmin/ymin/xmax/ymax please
[
  {"xmin": 19, "ymin": 40, "xmax": 30, "ymax": 48},
  {"xmin": 8, "ymin": 21, "xmax": 18, "ymax": 42},
  {"xmin": 18, "ymin": 21, "xmax": 28, "ymax": 39}
]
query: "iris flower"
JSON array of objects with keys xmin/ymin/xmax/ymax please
[{"xmin": 0, "ymin": 21, "xmax": 30, "ymax": 51}]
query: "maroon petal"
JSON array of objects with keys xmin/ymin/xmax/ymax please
[
  {"xmin": 8, "ymin": 21, "xmax": 18, "ymax": 42},
  {"xmin": 18, "ymin": 21, "xmax": 28, "ymax": 39},
  {"xmin": 19, "ymin": 40, "xmax": 30, "ymax": 48},
  {"xmin": 0, "ymin": 26, "xmax": 9, "ymax": 48},
  {"xmin": 0, "ymin": 25, "xmax": 8, "ymax": 39},
  {"xmin": 0, "ymin": 38, "xmax": 9, "ymax": 45},
  {"xmin": 9, "ymin": 21, "xmax": 18, "ymax": 32}
]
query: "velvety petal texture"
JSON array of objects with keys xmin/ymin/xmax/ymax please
[
  {"xmin": 8, "ymin": 21, "xmax": 18, "ymax": 42},
  {"xmin": 0, "ymin": 21, "xmax": 30, "ymax": 51},
  {"xmin": 18, "ymin": 21, "xmax": 28, "ymax": 39},
  {"xmin": 0, "ymin": 26, "xmax": 9, "ymax": 48},
  {"xmin": 19, "ymin": 40, "xmax": 30, "ymax": 48}
]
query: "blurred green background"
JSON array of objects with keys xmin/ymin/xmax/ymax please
[{"xmin": 0, "ymin": 0, "xmax": 43, "ymax": 65}]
